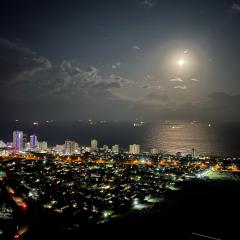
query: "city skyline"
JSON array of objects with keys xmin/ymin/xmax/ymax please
[
  {"xmin": 2, "ymin": 129, "xmax": 201, "ymax": 158},
  {"xmin": 1, "ymin": 0, "xmax": 240, "ymax": 121}
]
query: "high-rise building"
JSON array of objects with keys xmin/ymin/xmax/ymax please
[
  {"xmin": 13, "ymin": 131, "xmax": 23, "ymax": 152},
  {"xmin": 64, "ymin": 141, "xmax": 78, "ymax": 155},
  {"xmin": 112, "ymin": 144, "xmax": 119, "ymax": 154},
  {"xmin": 38, "ymin": 141, "xmax": 48, "ymax": 152},
  {"xmin": 129, "ymin": 144, "xmax": 140, "ymax": 155},
  {"xmin": 23, "ymin": 133, "xmax": 27, "ymax": 149},
  {"xmin": 150, "ymin": 148, "xmax": 159, "ymax": 155},
  {"xmin": 54, "ymin": 145, "xmax": 64, "ymax": 154},
  {"xmin": 24, "ymin": 142, "xmax": 31, "ymax": 150},
  {"xmin": 0, "ymin": 140, "xmax": 7, "ymax": 148},
  {"xmin": 91, "ymin": 139, "xmax": 98, "ymax": 151},
  {"xmin": 6, "ymin": 142, "xmax": 13, "ymax": 148},
  {"xmin": 176, "ymin": 152, "xmax": 182, "ymax": 158},
  {"xmin": 30, "ymin": 135, "xmax": 38, "ymax": 149},
  {"xmin": 191, "ymin": 148, "xmax": 198, "ymax": 159},
  {"xmin": 103, "ymin": 145, "xmax": 109, "ymax": 151}
]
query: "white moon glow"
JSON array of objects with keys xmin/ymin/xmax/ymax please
[{"xmin": 177, "ymin": 58, "xmax": 186, "ymax": 66}]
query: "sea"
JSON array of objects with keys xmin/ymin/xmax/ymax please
[{"xmin": 0, "ymin": 120, "xmax": 240, "ymax": 156}]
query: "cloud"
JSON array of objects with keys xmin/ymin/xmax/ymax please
[
  {"xmin": 94, "ymin": 82, "xmax": 121, "ymax": 89},
  {"xmin": 180, "ymin": 92, "xmax": 240, "ymax": 121},
  {"xmin": 170, "ymin": 77, "xmax": 184, "ymax": 82},
  {"xmin": 141, "ymin": 84, "xmax": 164, "ymax": 90},
  {"xmin": 174, "ymin": 85, "xmax": 187, "ymax": 90},
  {"xmin": 109, "ymin": 74, "xmax": 131, "ymax": 85},
  {"xmin": 45, "ymin": 60, "xmax": 133, "ymax": 100},
  {"xmin": 61, "ymin": 61, "xmax": 101, "ymax": 82},
  {"xmin": 145, "ymin": 92, "xmax": 169, "ymax": 101},
  {"xmin": 207, "ymin": 92, "xmax": 238, "ymax": 107},
  {"xmin": 232, "ymin": 3, "xmax": 240, "ymax": 11},
  {"xmin": 133, "ymin": 45, "xmax": 141, "ymax": 50},
  {"xmin": 112, "ymin": 61, "xmax": 121, "ymax": 69},
  {"xmin": 0, "ymin": 38, "xmax": 51, "ymax": 86},
  {"xmin": 144, "ymin": 74, "xmax": 156, "ymax": 81},
  {"xmin": 22, "ymin": 57, "xmax": 52, "ymax": 76},
  {"xmin": 0, "ymin": 38, "xmax": 35, "ymax": 55},
  {"xmin": 190, "ymin": 78, "xmax": 200, "ymax": 82},
  {"xmin": 139, "ymin": 0, "xmax": 158, "ymax": 8}
]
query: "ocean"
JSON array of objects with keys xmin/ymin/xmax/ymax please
[{"xmin": 0, "ymin": 120, "xmax": 240, "ymax": 156}]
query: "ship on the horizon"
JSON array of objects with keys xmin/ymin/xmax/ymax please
[{"xmin": 133, "ymin": 121, "xmax": 145, "ymax": 127}]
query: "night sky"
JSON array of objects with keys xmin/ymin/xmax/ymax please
[{"xmin": 1, "ymin": 0, "xmax": 240, "ymax": 121}]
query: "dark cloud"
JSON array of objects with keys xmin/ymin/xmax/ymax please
[
  {"xmin": 169, "ymin": 92, "xmax": 240, "ymax": 121},
  {"xmin": 0, "ymin": 58, "xmax": 22, "ymax": 85},
  {"xmin": 0, "ymin": 38, "xmax": 35, "ymax": 55},
  {"xmin": 139, "ymin": 0, "xmax": 158, "ymax": 8},
  {"xmin": 207, "ymin": 92, "xmax": 240, "ymax": 109},
  {"xmin": 145, "ymin": 92, "xmax": 169, "ymax": 101},
  {"xmin": 0, "ymin": 39, "xmax": 51, "ymax": 86},
  {"xmin": 93, "ymin": 82, "xmax": 121, "ymax": 90},
  {"xmin": 141, "ymin": 84, "xmax": 163, "ymax": 90},
  {"xmin": 88, "ymin": 82, "xmax": 121, "ymax": 98},
  {"xmin": 109, "ymin": 74, "xmax": 131, "ymax": 85},
  {"xmin": 232, "ymin": 3, "xmax": 240, "ymax": 12}
]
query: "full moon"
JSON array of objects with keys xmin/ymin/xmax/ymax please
[{"xmin": 177, "ymin": 58, "xmax": 186, "ymax": 67}]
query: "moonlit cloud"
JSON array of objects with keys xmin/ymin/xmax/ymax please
[
  {"xmin": 190, "ymin": 78, "xmax": 200, "ymax": 82},
  {"xmin": 23, "ymin": 57, "xmax": 52, "ymax": 76},
  {"xmin": 144, "ymin": 75, "xmax": 155, "ymax": 81},
  {"xmin": 141, "ymin": 84, "xmax": 164, "ymax": 90},
  {"xmin": 109, "ymin": 74, "xmax": 131, "ymax": 84},
  {"xmin": 112, "ymin": 61, "xmax": 121, "ymax": 69},
  {"xmin": 174, "ymin": 85, "xmax": 187, "ymax": 90},
  {"xmin": 170, "ymin": 77, "xmax": 184, "ymax": 82},
  {"xmin": 133, "ymin": 45, "xmax": 141, "ymax": 50}
]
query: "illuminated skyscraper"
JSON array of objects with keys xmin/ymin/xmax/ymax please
[
  {"xmin": 91, "ymin": 139, "xmax": 98, "ymax": 151},
  {"xmin": 129, "ymin": 144, "xmax": 140, "ymax": 154},
  {"xmin": 13, "ymin": 131, "xmax": 23, "ymax": 152},
  {"xmin": 64, "ymin": 141, "xmax": 78, "ymax": 155},
  {"xmin": 30, "ymin": 135, "xmax": 38, "ymax": 149},
  {"xmin": 23, "ymin": 133, "xmax": 27, "ymax": 149},
  {"xmin": 150, "ymin": 148, "xmax": 159, "ymax": 155},
  {"xmin": 191, "ymin": 148, "xmax": 198, "ymax": 159},
  {"xmin": 103, "ymin": 145, "xmax": 109, "ymax": 151},
  {"xmin": 25, "ymin": 142, "xmax": 31, "ymax": 150},
  {"xmin": 38, "ymin": 141, "xmax": 48, "ymax": 152},
  {"xmin": 176, "ymin": 152, "xmax": 182, "ymax": 159},
  {"xmin": 112, "ymin": 144, "xmax": 119, "ymax": 154},
  {"xmin": 55, "ymin": 145, "xmax": 64, "ymax": 154},
  {"xmin": 0, "ymin": 140, "xmax": 7, "ymax": 148}
]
